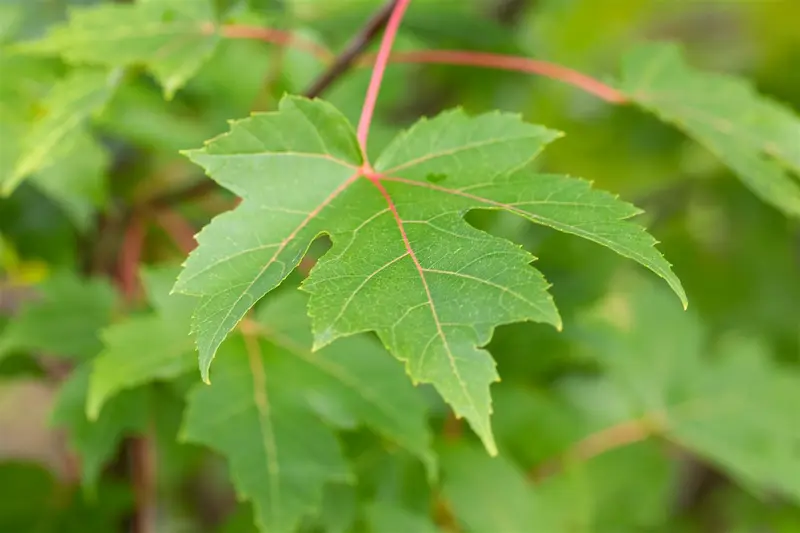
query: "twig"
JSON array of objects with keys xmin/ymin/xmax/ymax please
[
  {"xmin": 117, "ymin": 214, "xmax": 146, "ymax": 303},
  {"xmin": 154, "ymin": 210, "xmax": 197, "ymax": 255},
  {"xmin": 211, "ymin": 23, "xmax": 333, "ymax": 63},
  {"xmin": 370, "ymin": 49, "xmax": 628, "ymax": 103},
  {"xmin": 357, "ymin": 0, "xmax": 412, "ymax": 152},
  {"xmin": 210, "ymin": 23, "xmax": 627, "ymax": 103},
  {"xmin": 304, "ymin": 0, "xmax": 399, "ymax": 98},
  {"xmin": 442, "ymin": 412, "xmax": 463, "ymax": 441},
  {"xmin": 143, "ymin": 180, "xmax": 219, "ymax": 211},
  {"xmin": 130, "ymin": 432, "xmax": 157, "ymax": 533},
  {"xmin": 531, "ymin": 413, "xmax": 664, "ymax": 481}
]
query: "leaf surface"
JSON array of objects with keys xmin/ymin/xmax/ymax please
[
  {"xmin": 15, "ymin": 0, "xmax": 219, "ymax": 98},
  {"xmin": 441, "ymin": 442, "xmax": 551, "ymax": 532},
  {"xmin": 582, "ymin": 279, "xmax": 800, "ymax": 502},
  {"xmin": 31, "ymin": 129, "xmax": 109, "ymax": 230},
  {"xmin": 87, "ymin": 266, "xmax": 196, "ymax": 419},
  {"xmin": 366, "ymin": 501, "xmax": 443, "ymax": 533},
  {"xmin": 0, "ymin": 68, "xmax": 118, "ymax": 195},
  {"xmin": 0, "ymin": 272, "xmax": 117, "ymax": 361},
  {"xmin": 181, "ymin": 334, "xmax": 350, "ymax": 533},
  {"xmin": 181, "ymin": 290, "xmax": 433, "ymax": 533},
  {"xmin": 51, "ymin": 363, "xmax": 149, "ymax": 490},
  {"xmin": 174, "ymin": 96, "xmax": 683, "ymax": 453},
  {"xmin": 621, "ymin": 42, "xmax": 800, "ymax": 217}
]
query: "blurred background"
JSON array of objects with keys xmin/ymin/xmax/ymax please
[{"xmin": 1, "ymin": 0, "xmax": 799, "ymax": 532}]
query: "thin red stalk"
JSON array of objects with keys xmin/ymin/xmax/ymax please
[
  {"xmin": 375, "ymin": 49, "xmax": 628, "ymax": 103},
  {"xmin": 210, "ymin": 22, "xmax": 626, "ymax": 105},
  {"xmin": 155, "ymin": 210, "xmax": 197, "ymax": 255},
  {"xmin": 118, "ymin": 214, "xmax": 145, "ymax": 303},
  {"xmin": 356, "ymin": 0, "xmax": 413, "ymax": 153},
  {"xmin": 215, "ymin": 24, "xmax": 334, "ymax": 63},
  {"xmin": 531, "ymin": 415, "xmax": 664, "ymax": 481},
  {"xmin": 130, "ymin": 433, "xmax": 156, "ymax": 533}
]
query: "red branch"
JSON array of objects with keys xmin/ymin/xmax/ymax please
[
  {"xmin": 209, "ymin": 22, "xmax": 627, "ymax": 104},
  {"xmin": 130, "ymin": 434, "xmax": 157, "ymax": 533},
  {"xmin": 155, "ymin": 210, "xmax": 197, "ymax": 255},
  {"xmin": 377, "ymin": 50, "xmax": 627, "ymax": 103},
  {"xmin": 117, "ymin": 214, "xmax": 146, "ymax": 303},
  {"xmin": 213, "ymin": 23, "xmax": 334, "ymax": 63},
  {"xmin": 357, "ymin": 0, "xmax": 413, "ymax": 152}
]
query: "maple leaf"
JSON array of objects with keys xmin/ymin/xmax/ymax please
[
  {"xmin": 0, "ymin": 271, "xmax": 118, "ymax": 362},
  {"xmin": 32, "ymin": 130, "xmax": 110, "ymax": 230},
  {"xmin": 366, "ymin": 501, "xmax": 444, "ymax": 533},
  {"xmin": 173, "ymin": 95, "xmax": 684, "ymax": 454},
  {"xmin": 52, "ymin": 363, "xmax": 149, "ymax": 491},
  {"xmin": 573, "ymin": 278, "xmax": 800, "ymax": 503},
  {"xmin": 620, "ymin": 42, "xmax": 800, "ymax": 218},
  {"xmin": 14, "ymin": 0, "xmax": 220, "ymax": 99},
  {"xmin": 87, "ymin": 266, "xmax": 196, "ymax": 419},
  {"xmin": 181, "ymin": 290, "xmax": 432, "ymax": 533},
  {"xmin": 0, "ymin": 68, "xmax": 119, "ymax": 196}
]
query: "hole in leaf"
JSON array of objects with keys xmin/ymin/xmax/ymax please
[{"xmin": 426, "ymin": 173, "xmax": 447, "ymax": 184}]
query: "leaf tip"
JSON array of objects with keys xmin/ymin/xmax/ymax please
[
  {"xmin": 199, "ymin": 360, "xmax": 212, "ymax": 384},
  {"xmin": 484, "ymin": 438, "xmax": 499, "ymax": 457},
  {"xmin": 312, "ymin": 327, "xmax": 336, "ymax": 351},
  {"xmin": 85, "ymin": 399, "xmax": 101, "ymax": 421}
]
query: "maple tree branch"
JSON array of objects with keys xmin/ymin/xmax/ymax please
[
  {"xmin": 154, "ymin": 210, "xmax": 197, "ymax": 255},
  {"xmin": 531, "ymin": 413, "xmax": 665, "ymax": 481},
  {"xmin": 142, "ymin": 180, "xmax": 219, "ymax": 211},
  {"xmin": 371, "ymin": 50, "xmax": 628, "ymax": 103},
  {"xmin": 214, "ymin": 23, "xmax": 333, "ymax": 63},
  {"xmin": 357, "ymin": 0, "xmax": 413, "ymax": 152},
  {"xmin": 130, "ymin": 432, "xmax": 157, "ymax": 533},
  {"xmin": 305, "ymin": 0, "xmax": 399, "ymax": 98},
  {"xmin": 211, "ymin": 23, "xmax": 627, "ymax": 104},
  {"xmin": 117, "ymin": 213, "xmax": 146, "ymax": 303}
]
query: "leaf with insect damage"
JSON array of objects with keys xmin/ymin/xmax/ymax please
[{"xmin": 173, "ymin": 95, "xmax": 684, "ymax": 454}]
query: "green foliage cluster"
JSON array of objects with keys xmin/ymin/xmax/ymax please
[{"xmin": 0, "ymin": 1, "xmax": 798, "ymax": 532}]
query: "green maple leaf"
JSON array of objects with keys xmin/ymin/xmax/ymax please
[
  {"xmin": 173, "ymin": 95, "xmax": 684, "ymax": 454},
  {"xmin": 0, "ymin": 271, "xmax": 118, "ymax": 361},
  {"xmin": 15, "ymin": 0, "xmax": 220, "ymax": 99},
  {"xmin": 0, "ymin": 68, "xmax": 119, "ymax": 196},
  {"xmin": 579, "ymin": 278, "xmax": 800, "ymax": 503},
  {"xmin": 620, "ymin": 42, "xmax": 800, "ymax": 218},
  {"xmin": 366, "ymin": 501, "xmax": 444, "ymax": 533},
  {"xmin": 87, "ymin": 266, "xmax": 196, "ymax": 419},
  {"xmin": 52, "ymin": 363, "xmax": 149, "ymax": 491},
  {"xmin": 181, "ymin": 290, "xmax": 433, "ymax": 533},
  {"xmin": 32, "ymin": 129, "xmax": 110, "ymax": 230},
  {"xmin": 441, "ymin": 442, "xmax": 554, "ymax": 532}
]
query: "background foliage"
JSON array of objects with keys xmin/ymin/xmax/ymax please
[{"xmin": 0, "ymin": 0, "xmax": 798, "ymax": 532}]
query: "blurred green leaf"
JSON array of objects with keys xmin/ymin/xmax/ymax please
[
  {"xmin": 366, "ymin": 500, "xmax": 443, "ymax": 533},
  {"xmin": 0, "ymin": 271, "xmax": 117, "ymax": 361},
  {"xmin": 0, "ymin": 68, "xmax": 118, "ymax": 196},
  {"xmin": 52, "ymin": 363, "xmax": 149, "ymax": 490},
  {"xmin": 621, "ymin": 42, "xmax": 800, "ymax": 218},
  {"xmin": 182, "ymin": 290, "xmax": 433, "ymax": 533},
  {"xmin": 579, "ymin": 278, "xmax": 800, "ymax": 503},
  {"xmin": 87, "ymin": 265, "xmax": 195, "ymax": 419},
  {"xmin": 16, "ymin": 0, "xmax": 220, "ymax": 98}
]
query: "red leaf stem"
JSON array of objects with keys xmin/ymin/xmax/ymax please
[
  {"xmin": 154, "ymin": 210, "xmax": 197, "ymax": 255},
  {"xmin": 118, "ymin": 214, "xmax": 146, "ymax": 304},
  {"xmin": 376, "ymin": 49, "xmax": 627, "ymax": 103},
  {"xmin": 214, "ymin": 23, "xmax": 334, "ymax": 63},
  {"xmin": 356, "ymin": 0, "xmax": 413, "ymax": 154}
]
